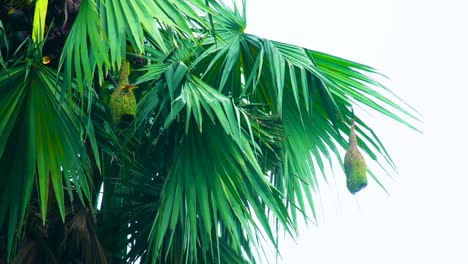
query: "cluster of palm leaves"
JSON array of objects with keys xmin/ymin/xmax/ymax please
[{"xmin": 0, "ymin": 0, "xmax": 419, "ymax": 263}]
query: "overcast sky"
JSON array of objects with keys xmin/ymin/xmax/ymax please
[{"xmin": 245, "ymin": 0, "xmax": 468, "ymax": 263}]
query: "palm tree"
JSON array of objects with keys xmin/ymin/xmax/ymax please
[{"xmin": 0, "ymin": 0, "xmax": 419, "ymax": 263}]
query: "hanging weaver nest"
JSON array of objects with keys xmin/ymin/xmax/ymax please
[
  {"xmin": 344, "ymin": 118, "xmax": 367, "ymax": 194},
  {"xmin": 109, "ymin": 60, "xmax": 137, "ymax": 129}
]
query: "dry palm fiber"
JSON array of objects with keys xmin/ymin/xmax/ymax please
[
  {"xmin": 109, "ymin": 60, "xmax": 137, "ymax": 128},
  {"xmin": 344, "ymin": 118, "xmax": 367, "ymax": 194},
  {"xmin": 60, "ymin": 208, "xmax": 108, "ymax": 264}
]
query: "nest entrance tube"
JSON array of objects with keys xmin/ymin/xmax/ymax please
[
  {"xmin": 120, "ymin": 114, "xmax": 134, "ymax": 124},
  {"xmin": 116, "ymin": 116, "xmax": 134, "ymax": 129}
]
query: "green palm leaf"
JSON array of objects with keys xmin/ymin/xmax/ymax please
[
  {"xmin": 31, "ymin": 0, "xmax": 47, "ymax": 44},
  {"xmin": 150, "ymin": 115, "xmax": 291, "ymax": 263},
  {"xmin": 0, "ymin": 0, "xmax": 421, "ymax": 263},
  {"xmin": 0, "ymin": 63, "xmax": 94, "ymax": 259},
  {"xmin": 187, "ymin": 0, "xmax": 421, "ymax": 241},
  {"xmin": 135, "ymin": 57, "xmax": 294, "ymax": 261},
  {"xmin": 60, "ymin": 0, "xmax": 211, "ymax": 95}
]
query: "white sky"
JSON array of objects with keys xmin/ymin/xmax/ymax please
[{"xmin": 245, "ymin": 0, "xmax": 468, "ymax": 263}]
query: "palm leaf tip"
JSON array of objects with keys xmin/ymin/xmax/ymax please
[{"xmin": 344, "ymin": 119, "xmax": 368, "ymax": 194}]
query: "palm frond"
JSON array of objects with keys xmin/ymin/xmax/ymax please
[
  {"xmin": 60, "ymin": 0, "xmax": 110, "ymax": 93},
  {"xmin": 137, "ymin": 70, "xmax": 293, "ymax": 262},
  {"xmin": 309, "ymin": 50, "xmax": 422, "ymax": 130},
  {"xmin": 184, "ymin": 0, "xmax": 421, "ymax": 236},
  {"xmin": 0, "ymin": 1, "xmax": 421, "ymax": 263},
  {"xmin": 0, "ymin": 63, "xmax": 94, "ymax": 259},
  {"xmin": 60, "ymin": 208, "xmax": 107, "ymax": 264},
  {"xmin": 31, "ymin": 0, "xmax": 47, "ymax": 44},
  {"xmin": 60, "ymin": 0, "xmax": 211, "ymax": 96}
]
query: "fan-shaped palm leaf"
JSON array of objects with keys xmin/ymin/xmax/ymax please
[
  {"xmin": 0, "ymin": 0, "xmax": 421, "ymax": 263},
  {"xmin": 0, "ymin": 62, "xmax": 95, "ymax": 259},
  {"xmin": 60, "ymin": 0, "xmax": 211, "ymax": 95}
]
